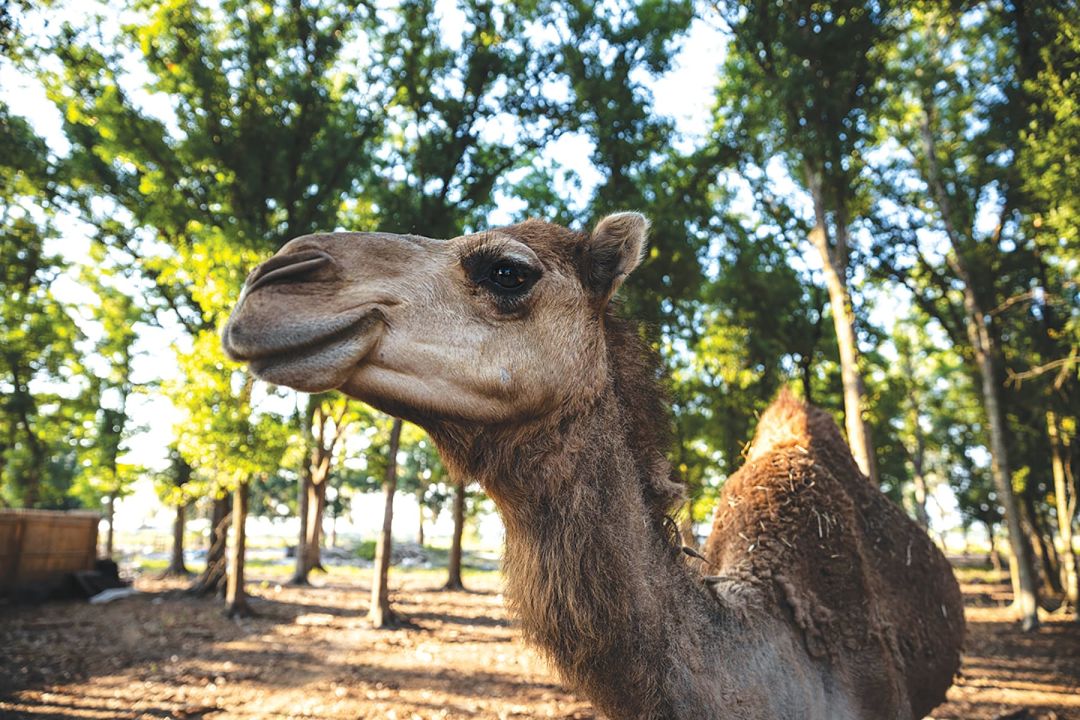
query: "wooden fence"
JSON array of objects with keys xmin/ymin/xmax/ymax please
[{"xmin": 0, "ymin": 509, "xmax": 100, "ymax": 594}]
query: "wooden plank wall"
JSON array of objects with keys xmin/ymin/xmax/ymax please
[{"xmin": 0, "ymin": 510, "xmax": 100, "ymax": 592}]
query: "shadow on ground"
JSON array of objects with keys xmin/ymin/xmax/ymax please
[{"xmin": 1, "ymin": 570, "xmax": 1076, "ymax": 720}]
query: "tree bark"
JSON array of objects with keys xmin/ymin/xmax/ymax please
[
  {"xmin": 417, "ymin": 497, "xmax": 425, "ymax": 547},
  {"xmin": 369, "ymin": 418, "xmax": 402, "ymax": 628},
  {"xmin": 986, "ymin": 524, "xmax": 1003, "ymax": 576},
  {"xmin": 292, "ymin": 397, "xmax": 347, "ymax": 584},
  {"xmin": 1023, "ymin": 495, "xmax": 1062, "ymax": 596},
  {"xmin": 800, "ymin": 356, "xmax": 814, "ymax": 406},
  {"xmin": 225, "ymin": 480, "xmax": 251, "ymax": 618},
  {"xmin": 975, "ymin": 332, "xmax": 1040, "ymax": 630},
  {"xmin": 911, "ymin": 464, "xmax": 931, "ymax": 531},
  {"xmin": 805, "ymin": 174, "xmax": 878, "ymax": 484},
  {"xmin": 291, "ymin": 397, "xmax": 318, "ymax": 585},
  {"xmin": 165, "ymin": 503, "xmax": 189, "ymax": 576},
  {"xmin": 190, "ymin": 493, "xmax": 231, "ymax": 596},
  {"xmin": 290, "ymin": 466, "xmax": 312, "ymax": 585},
  {"xmin": 105, "ymin": 494, "xmax": 115, "ymax": 559},
  {"xmin": 444, "ymin": 474, "xmax": 467, "ymax": 591},
  {"xmin": 303, "ymin": 476, "xmax": 328, "ymax": 573},
  {"xmin": 1047, "ymin": 410, "xmax": 1079, "ymax": 616}
]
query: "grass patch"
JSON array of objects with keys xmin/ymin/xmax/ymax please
[
  {"xmin": 953, "ymin": 565, "xmax": 1009, "ymax": 584},
  {"xmin": 355, "ymin": 540, "xmax": 377, "ymax": 561},
  {"xmin": 129, "ymin": 557, "xmax": 169, "ymax": 573}
]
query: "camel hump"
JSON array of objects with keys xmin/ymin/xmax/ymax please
[{"xmin": 746, "ymin": 388, "xmax": 848, "ymax": 464}]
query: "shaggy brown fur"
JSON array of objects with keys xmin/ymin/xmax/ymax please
[
  {"xmin": 704, "ymin": 391, "xmax": 965, "ymax": 719},
  {"xmin": 223, "ymin": 216, "xmax": 965, "ymax": 720}
]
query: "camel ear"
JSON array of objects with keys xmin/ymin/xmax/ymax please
[{"xmin": 586, "ymin": 212, "xmax": 649, "ymax": 300}]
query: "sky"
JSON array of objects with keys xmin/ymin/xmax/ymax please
[{"xmin": 1, "ymin": 1, "xmax": 968, "ymax": 543}]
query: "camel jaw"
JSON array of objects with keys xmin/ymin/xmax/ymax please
[{"xmin": 223, "ymin": 305, "xmax": 385, "ymax": 393}]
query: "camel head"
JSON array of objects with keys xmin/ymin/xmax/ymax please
[{"xmin": 222, "ymin": 214, "xmax": 648, "ymax": 427}]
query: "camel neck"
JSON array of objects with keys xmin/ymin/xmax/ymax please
[{"xmin": 484, "ymin": 388, "xmax": 724, "ymax": 719}]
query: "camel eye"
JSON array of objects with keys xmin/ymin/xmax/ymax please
[
  {"xmin": 463, "ymin": 251, "xmax": 539, "ymax": 300},
  {"xmin": 490, "ymin": 263, "xmax": 528, "ymax": 289}
]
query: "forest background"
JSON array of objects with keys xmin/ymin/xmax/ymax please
[{"xmin": 0, "ymin": 0, "xmax": 1077, "ymax": 631}]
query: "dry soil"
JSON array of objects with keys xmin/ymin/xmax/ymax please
[{"xmin": 0, "ymin": 569, "xmax": 1076, "ymax": 719}]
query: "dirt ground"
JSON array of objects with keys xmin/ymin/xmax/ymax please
[{"xmin": 0, "ymin": 569, "xmax": 1077, "ymax": 720}]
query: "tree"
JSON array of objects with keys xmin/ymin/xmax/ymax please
[
  {"xmin": 709, "ymin": 0, "xmax": 895, "ymax": 484},
  {"xmin": 369, "ymin": 416, "xmax": 403, "ymax": 628},
  {"xmin": 38, "ymin": 0, "xmax": 394, "ymax": 609},
  {"xmin": 190, "ymin": 489, "xmax": 232, "ymax": 596},
  {"xmin": 1016, "ymin": 7, "xmax": 1080, "ymax": 618},
  {"xmin": 443, "ymin": 474, "xmax": 469, "ymax": 591},
  {"xmin": 225, "ymin": 475, "xmax": 252, "ymax": 617},
  {"xmin": 291, "ymin": 394, "xmax": 361, "ymax": 585},
  {"xmin": 0, "ymin": 103, "xmax": 88, "ymax": 509},
  {"xmin": 154, "ymin": 448, "xmax": 197, "ymax": 576},
  {"xmin": 866, "ymin": 2, "xmax": 1078, "ymax": 630},
  {"xmin": 69, "ymin": 259, "xmax": 146, "ymax": 556},
  {"xmin": 397, "ymin": 428, "xmax": 446, "ymax": 548},
  {"xmin": 1045, "ymin": 408, "xmax": 1078, "ymax": 613},
  {"xmin": 362, "ymin": 0, "xmax": 566, "ymax": 239},
  {"xmin": 172, "ymin": 333, "xmax": 289, "ymax": 615}
]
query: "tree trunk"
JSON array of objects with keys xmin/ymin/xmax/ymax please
[
  {"xmin": 1043, "ymin": 524, "xmax": 1063, "ymax": 593},
  {"xmin": 165, "ymin": 503, "xmax": 189, "ymax": 576},
  {"xmin": 903, "ymin": 350, "xmax": 931, "ymax": 530},
  {"xmin": 293, "ymin": 397, "xmax": 345, "ymax": 583},
  {"xmin": 1024, "ymin": 495, "xmax": 1062, "ymax": 596},
  {"xmin": 225, "ymin": 480, "xmax": 251, "ymax": 618},
  {"xmin": 369, "ymin": 418, "xmax": 402, "ymax": 628},
  {"xmin": 1048, "ymin": 411, "xmax": 1079, "ymax": 616},
  {"xmin": 822, "ymin": 272, "xmax": 877, "ymax": 485},
  {"xmin": 919, "ymin": 104, "xmax": 1039, "ymax": 630},
  {"xmin": 911, "ymin": 466, "xmax": 931, "ymax": 531},
  {"xmin": 190, "ymin": 493, "xmax": 231, "ymax": 596},
  {"xmin": 290, "ymin": 467, "xmax": 312, "ymax": 585},
  {"xmin": 979, "ymin": 347, "xmax": 1040, "ymax": 630},
  {"xmin": 304, "ymin": 477, "xmax": 327, "ymax": 573},
  {"xmin": 800, "ymin": 357, "xmax": 814, "ymax": 406},
  {"xmin": 806, "ymin": 181, "xmax": 877, "ymax": 485},
  {"xmin": 105, "ymin": 494, "xmax": 115, "ymax": 559},
  {"xmin": 986, "ymin": 524, "xmax": 1003, "ymax": 576},
  {"xmin": 444, "ymin": 474, "xmax": 467, "ymax": 591},
  {"xmin": 417, "ymin": 499, "xmax": 425, "ymax": 547}
]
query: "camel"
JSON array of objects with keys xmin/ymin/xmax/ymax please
[{"xmin": 223, "ymin": 213, "xmax": 965, "ymax": 719}]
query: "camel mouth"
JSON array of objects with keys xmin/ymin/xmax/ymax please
[{"xmin": 222, "ymin": 307, "xmax": 385, "ymax": 393}]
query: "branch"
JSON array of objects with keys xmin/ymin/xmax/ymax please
[
  {"xmin": 988, "ymin": 289, "xmax": 1037, "ymax": 317},
  {"xmin": 1006, "ymin": 351, "xmax": 1079, "ymax": 388}
]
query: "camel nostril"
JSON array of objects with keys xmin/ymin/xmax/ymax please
[{"xmin": 245, "ymin": 250, "xmax": 334, "ymax": 294}]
